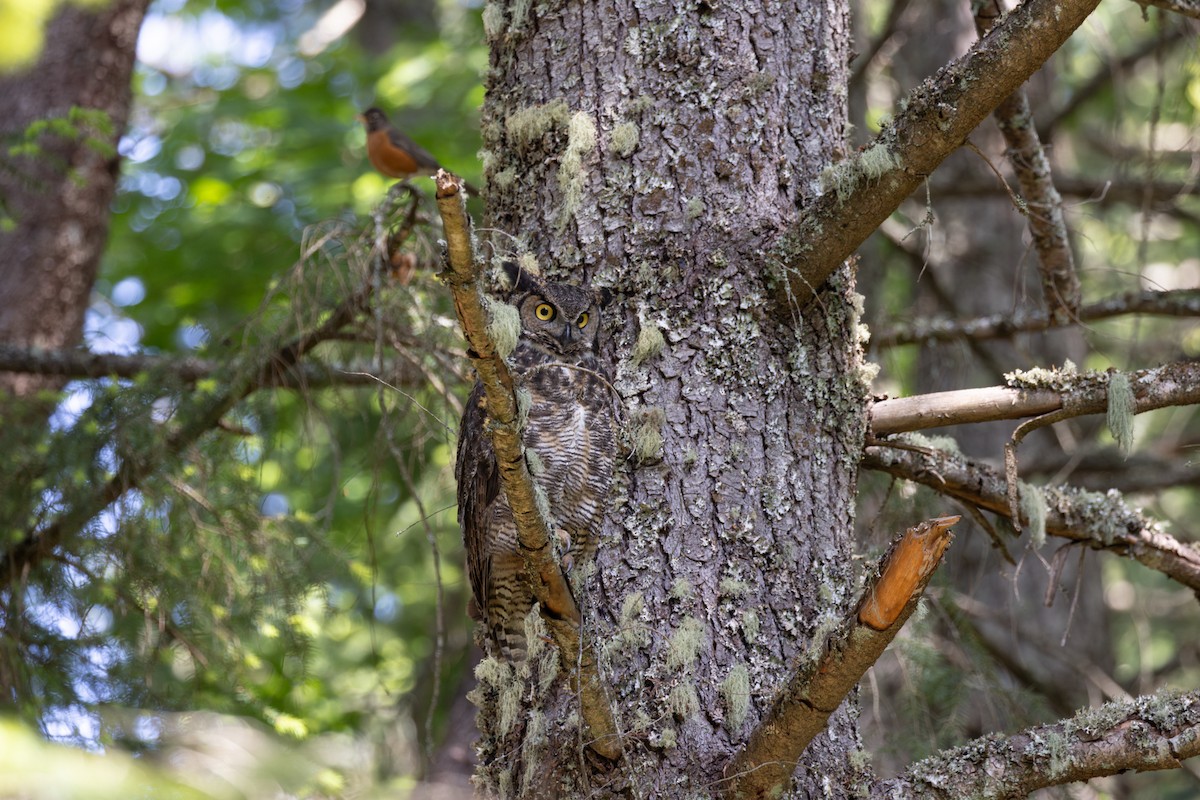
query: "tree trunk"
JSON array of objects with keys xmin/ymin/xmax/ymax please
[
  {"xmin": 476, "ymin": 2, "xmax": 864, "ymax": 795},
  {"xmin": 0, "ymin": 0, "xmax": 149, "ymax": 401},
  {"xmin": 0, "ymin": 0, "xmax": 147, "ymax": 707}
]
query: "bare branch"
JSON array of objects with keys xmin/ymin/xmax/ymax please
[
  {"xmin": 875, "ymin": 289, "xmax": 1200, "ymax": 348},
  {"xmin": 849, "ymin": 0, "xmax": 914, "ymax": 87},
  {"xmin": 1023, "ymin": 447, "xmax": 1200, "ymax": 492},
  {"xmin": 931, "ymin": 174, "xmax": 1198, "ymax": 204},
  {"xmin": 861, "ymin": 444, "xmax": 1200, "ymax": 593},
  {"xmin": 1040, "ymin": 23, "xmax": 1192, "ymax": 135},
  {"xmin": 432, "ymin": 170, "xmax": 621, "ymax": 760},
  {"xmin": 872, "ymin": 385, "xmax": 1062, "ymax": 434},
  {"xmin": 872, "ymin": 689, "xmax": 1200, "ymax": 798},
  {"xmin": 974, "ymin": 0, "xmax": 1080, "ymax": 323},
  {"xmin": 725, "ymin": 516, "xmax": 958, "ymax": 799},
  {"xmin": 870, "ymin": 360, "xmax": 1200, "ymax": 434},
  {"xmin": 773, "ymin": 0, "xmax": 1101, "ymax": 308},
  {"xmin": 0, "ymin": 344, "xmax": 430, "ymax": 389}
]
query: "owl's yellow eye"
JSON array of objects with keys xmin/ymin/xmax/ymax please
[
  {"xmin": 576, "ymin": 312, "xmax": 589, "ymax": 328},
  {"xmin": 534, "ymin": 303, "xmax": 556, "ymax": 321}
]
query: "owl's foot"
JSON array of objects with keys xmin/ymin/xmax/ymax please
[{"xmin": 555, "ymin": 528, "xmax": 573, "ymax": 571}]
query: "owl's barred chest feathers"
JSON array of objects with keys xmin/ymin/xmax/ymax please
[
  {"xmin": 456, "ymin": 263, "xmax": 616, "ymax": 659},
  {"xmin": 519, "ymin": 344, "xmax": 614, "ymax": 521}
]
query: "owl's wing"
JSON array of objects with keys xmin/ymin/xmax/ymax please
[{"xmin": 456, "ymin": 381, "xmax": 498, "ymax": 622}]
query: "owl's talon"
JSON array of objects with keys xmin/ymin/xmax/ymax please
[{"xmin": 555, "ymin": 529, "xmax": 574, "ymax": 571}]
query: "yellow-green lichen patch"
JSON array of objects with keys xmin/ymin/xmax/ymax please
[
  {"xmin": 605, "ymin": 591, "xmax": 651, "ymax": 655},
  {"xmin": 630, "ymin": 324, "xmax": 666, "ymax": 367},
  {"xmin": 741, "ymin": 609, "xmax": 760, "ymax": 643},
  {"xmin": 667, "ymin": 681, "xmax": 700, "ymax": 720},
  {"xmin": 665, "ymin": 616, "xmax": 705, "ymax": 671},
  {"xmin": 719, "ymin": 663, "xmax": 750, "ymax": 731},
  {"xmin": 1107, "ymin": 371, "xmax": 1135, "ymax": 454},
  {"xmin": 481, "ymin": 2, "xmax": 504, "ymax": 39},
  {"xmin": 558, "ymin": 111, "xmax": 598, "ymax": 227},
  {"xmin": 485, "ymin": 296, "xmax": 521, "ymax": 360},
  {"xmin": 505, "ymin": 99, "xmax": 571, "ymax": 150},
  {"xmin": 669, "ymin": 577, "xmax": 693, "ymax": 601},
  {"xmin": 1019, "ymin": 482, "xmax": 1047, "ymax": 549},
  {"xmin": 630, "ymin": 406, "xmax": 666, "ymax": 463},
  {"xmin": 610, "ymin": 121, "xmax": 640, "ymax": 157},
  {"xmin": 719, "ymin": 577, "xmax": 749, "ymax": 598}
]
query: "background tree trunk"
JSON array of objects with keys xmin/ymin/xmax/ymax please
[
  {"xmin": 0, "ymin": 0, "xmax": 149, "ymax": 402},
  {"xmin": 0, "ymin": 0, "xmax": 148, "ymax": 708},
  {"xmin": 477, "ymin": 2, "xmax": 866, "ymax": 795}
]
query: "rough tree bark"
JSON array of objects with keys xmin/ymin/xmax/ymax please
[
  {"xmin": 475, "ymin": 1, "xmax": 864, "ymax": 796},
  {"xmin": 0, "ymin": 0, "xmax": 150, "ymax": 402}
]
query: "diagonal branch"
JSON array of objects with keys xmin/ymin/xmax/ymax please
[
  {"xmin": 772, "ymin": 0, "xmax": 1101, "ymax": 309},
  {"xmin": 2, "ymin": 281, "xmax": 377, "ymax": 584},
  {"xmin": 874, "ymin": 288, "xmax": 1200, "ymax": 348},
  {"xmin": 869, "ymin": 359, "xmax": 1200, "ymax": 434},
  {"xmin": 861, "ymin": 444, "xmax": 1200, "ymax": 594},
  {"xmin": 872, "ymin": 689, "xmax": 1200, "ymax": 798},
  {"xmin": 724, "ymin": 516, "xmax": 959, "ymax": 799},
  {"xmin": 973, "ymin": 0, "xmax": 1080, "ymax": 323},
  {"xmin": 433, "ymin": 171, "xmax": 621, "ymax": 760}
]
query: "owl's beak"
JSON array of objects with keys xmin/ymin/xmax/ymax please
[{"xmin": 558, "ymin": 327, "xmax": 576, "ymax": 347}]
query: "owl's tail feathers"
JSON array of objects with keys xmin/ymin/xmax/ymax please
[{"xmin": 494, "ymin": 619, "xmax": 528, "ymax": 661}]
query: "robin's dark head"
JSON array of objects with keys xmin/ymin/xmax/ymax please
[{"xmin": 358, "ymin": 107, "xmax": 389, "ymax": 133}]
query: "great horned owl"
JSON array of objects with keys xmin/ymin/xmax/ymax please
[{"xmin": 456, "ymin": 262, "xmax": 615, "ymax": 658}]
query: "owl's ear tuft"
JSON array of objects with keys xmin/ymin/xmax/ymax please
[
  {"xmin": 501, "ymin": 260, "xmax": 538, "ymax": 293},
  {"xmin": 596, "ymin": 287, "xmax": 614, "ymax": 308}
]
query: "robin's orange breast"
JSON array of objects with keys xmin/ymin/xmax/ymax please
[{"xmin": 365, "ymin": 129, "xmax": 421, "ymax": 178}]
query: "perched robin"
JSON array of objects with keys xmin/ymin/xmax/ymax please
[{"xmin": 358, "ymin": 107, "xmax": 479, "ymax": 195}]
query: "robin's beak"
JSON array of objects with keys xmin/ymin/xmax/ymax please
[{"xmin": 356, "ymin": 113, "xmax": 366, "ymax": 125}]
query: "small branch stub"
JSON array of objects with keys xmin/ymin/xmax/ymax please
[{"xmin": 859, "ymin": 515, "xmax": 959, "ymax": 630}]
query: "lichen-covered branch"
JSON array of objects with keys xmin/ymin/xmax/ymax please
[
  {"xmin": 973, "ymin": 0, "xmax": 1080, "ymax": 323},
  {"xmin": 861, "ymin": 444, "xmax": 1200, "ymax": 593},
  {"xmin": 874, "ymin": 288, "xmax": 1200, "ymax": 348},
  {"xmin": 772, "ymin": 0, "xmax": 1101, "ymax": 308},
  {"xmin": 872, "ymin": 689, "xmax": 1200, "ymax": 799},
  {"xmin": 433, "ymin": 171, "xmax": 621, "ymax": 760},
  {"xmin": 870, "ymin": 359, "xmax": 1200, "ymax": 434},
  {"xmin": 1134, "ymin": 0, "xmax": 1200, "ymax": 19},
  {"xmin": 724, "ymin": 516, "xmax": 958, "ymax": 800}
]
